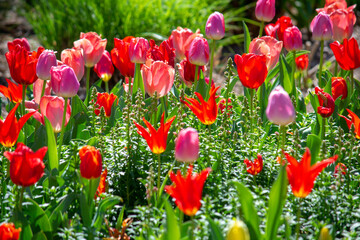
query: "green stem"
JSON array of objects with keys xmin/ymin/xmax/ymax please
[
  {"xmin": 105, "ymin": 81, "xmax": 109, "ymax": 93},
  {"xmin": 334, "ymin": 61, "xmax": 338, "ymax": 76},
  {"xmin": 18, "ymin": 186, "xmax": 25, "ymax": 212},
  {"xmin": 249, "ymin": 88, "xmax": 254, "ymax": 134},
  {"xmin": 319, "ymin": 40, "xmax": 324, "ymax": 87},
  {"xmin": 296, "ymin": 198, "xmax": 302, "ymax": 240},
  {"xmin": 88, "ymin": 179, "xmax": 93, "ymax": 207},
  {"xmin": 21, "ymin": 85, "xmax": 27, "ymax": 143},
  {"xmin": 40, "ymin": 80, "xmax": 47, "ymax": 99},
  {"xmin": 350, "ymin": 70, "xmax": 354, "ymax": 99},
  {"xmin": 192, "ymin": 65, "xmax": 199, "ymax": 97},
  {"xmin": 321, "ymin": 117, "xmax": 326, "ymax": 142},
  {"xmin": 157, "ymin": 154, "xmax": 161, "ymax": 190},
  {"xmin": 259, "ymin": 21, "xmax": 264, "ymax": 37},
  {"xmin": 280, "ymin": 125, "xmax": 286, "ymax": 160},
  {"xmin": 191, "ymin": 216, "xmax": 195, "ymax": 240},
  {"xmin": 85, "ymin": 67, "xmax": 91, "ymax": 105},
  {"xmin": 206, "ymin": 40, "xmax": 216, "ymax": 100},
  {"xmin": 58, "ymin": 97, "xmax": 69, "ymax": 160},
  {"xmin": 292, "ymin": 51, "xmax": 297, "ymax": 97}
]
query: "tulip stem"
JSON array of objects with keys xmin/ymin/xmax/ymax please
[
  {"xmin": 206, "ymin": 40, "xmax": 216, "ymax": 100},
  {"xmin": 18, "ymin": 186, "xmax": 25, "ymax": 212},
  {"xmin": 157, "ymin": 154, "xmax": 161, "ymax": 190},
  {"xmin": 86, "ymin": 67, "xmax": 91, "ymax": 105},
  {"xmin": 40, "ymin": 80, "xmax": 47, "ymax": 99},
  {"xmin": 21, "ymin": 85, "xmax": 27, "ymax": 143},
  {"xmin": 58, "ymin": 97, "xmax": 69, "ymax": 160},
  {"xmin": 249, "ymin": 88, "xmax": 254, "ymax": 134},
  {"xmin": 334, "ymin": 61, "xmax": 338, "ymax": 76},
  {"xmin": 280, "ymin": 125, "xmax": 286, "ymax": 160},
  {"xmin": 105, "ymin": 81, "xmax": 109, "ymax": 93},
  {"xmin": 88, "ymin": 179, "xmax": 93, "ymax": 207},
  {"xmin": 292, "ymin": 51, "xmax": 297, "ymax": 99},
  {"xmin": 192, "ymin": 65, "xmax": 199, "ymax": 97},
  {"xmin": 350, "ymin": 70, "xmax": 354, "ymax": 99},
  {"xmin": 319, "ymin": 40, "xmax": 324, "ymax": 87},
  {"xmin": 296, "ymin": 198, "xmax": 302, "ymax": 240},
  {"xmin": 259, "ymin": 21, "xmax": 264, "ymax": 37}
]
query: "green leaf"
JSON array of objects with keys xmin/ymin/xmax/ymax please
[
  {"xmin": 195, "ymin": 70, "xmax": 207, "ymax": 99},
  {"xmin": 306, "ymin": 134, "xmax": 322, "ymax": 164},
  {"xmin": 116, "ymin": 206, "xmax": 126, "ymax": 230},
  {"xmin": 32, "ymin": 231, "xmax": 48, "ymax": 240},
  {"xmin": 279, "ymin": 55, "xmax": 292, "ymax": 94},
  {"xmin": 49, "ymin": 193, "xmax": 76, "ymax": 231},
  {"xmin": 242, "ymin": 21, "xmax": 251, "ymax": 53},
  {"xmin": 23, "ymin": 198, "xmax": 52, "ymax": 233},
  {"xmin": 79, "ymin": 192, "xmax": 92, "ymax": 227},
  {"xmin": 231, "ymin": 181, "xmax": 261, "ymax": 239},
  {"xmin": 164, "ymin": 200, "xmax": 180, "ymax": 240},
  {"xmin": 44, "ymin": 117, "xmax": 58, "ymax": 170},
  {"xmin": 265, "ymin": 166, "xmax": 288, "ymax": 240},
  {"xmin": 93, "ymin": 196, "xmax": 122, "ymax": 229},
  {"xmin": 207, "ymin": 217, "xmax": 225, "ymax": 240}
]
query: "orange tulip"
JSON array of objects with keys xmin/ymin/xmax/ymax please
[
  {"xmin": 0, "ymin": 223, "xmax": 21, "ymax": 240},
  {"xmin": 182, "ymin": 85, "xmax": 220, "ymax": 125},
  {"xmin": 339, "ymin": 109, "xmax": 360, "ymax": 139},
  {"xmin": 165, "ymin": 165, "xmax": 211, "ymax": 216},
  {"xmin": 284, "ymin": 148, "xmax": 337, "ymax": 198},
  {"xmin": 95, "ymin": 168, "xmax": 108, "ymax": 199},
  {"xmin": 94, "ymin": 92, "xmax": 118, "ymax": 117},
  {"xmin": 244, "ymin": 154, "xmax": 263, "ymax": 176},
  {"xmin": 133, "ymin": 113, "xmax": 175, "ymax": 154},
  {"xmin": 0, "ymin": 79, "xmax": 23, "ymax": 103},
  {"xmin": 0, "ymin": 103, "xmax": 34, "ymax": 148}
]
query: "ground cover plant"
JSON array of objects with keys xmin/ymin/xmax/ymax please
[{"xmin": 0, "ymin": 0, "xmax": 360, "ymax": 239}]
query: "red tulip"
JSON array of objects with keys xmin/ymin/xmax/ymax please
[
  {"xmin": 188, "ymin": 37, "xmax": 209, "ymax": 66},
  {"xmin": 339, "ymin": 109, "xmax": 360, "ymax": 139},
  {"xmin": 94, "ymin": 50, "xmax": 114, "ymax": 82},
  {"xmin": 330, "ymin": 37, "xmax": 360, "ymax": 71},
  {"xmin": 331, "ymin": 77, "xmax": 347, "ymax": 100},
  {"xmin": 334, "ymin": 162, "xmax": 347, "ymax": 178},
  {"xmin": 165, "ymin": 165, "xmax": 211, "ymax": 216},
  {"xmin": 0, "ymin": 79, "xmax": 23, "ymax": 103},
  {"xmin": 95, "ymin": 168, "xmax": 108, "ymax": 199},
  {"xmin": 134, "ymin": 113, "xmax": 175, "ymax": 154},
  {"xmin": 283, "ymin": 26, "xmax": 303, "ymax": 51},
  {"xmin": 295, "ymin": 54, "xmax": 309, "ymax": 71},
  {"xmin": 219, "ymin": 98, "xmax": 232, "ymax": 115},
  {"xmin": 4, "ymin": 143, "xmax": 47, "ymax": 187},
  {"xmin": 0, "ymin": 104, "xmax": 35, "ymax": 148},
  {"xmin": 265, "ymin": 16, "xmax": 293, "ymax": 42},
  {"xmin": 249, "ymin": 36, "xmax": 283, "ymax": 70},
  {"xmin": 170, "ymin": 27, "xmax": 202, "ymax": 60},
  {"xmin": 177, "ymin": 57, "xmax": 206, "ymax": 87},
  {"xmin": 285, "ymin": 148, "xmax": 337, "ymax": 198},
  {"xmin": 61, "ymin": 48, "xmax": 85, "ymax": 81},
  {"xmin": 182, "ymin": 85, "xmax": 219, "ymax": 125},
  {"xmin": 244, "ymin": 154, "xmax": 263, "ymax": 176},
  {"xmin": 94, "ymin": 92, "xmax": 118, "ymax": 117},
  {"xmin": 129, "ymin": 37, "xmax": 149, "ymax": 64},
  {"xmin": 74, "ymin": 32, "xmax": 107, "ymax": 67},
  {"xmin": 146, "ymin": 39, "xmax": 176, "ymax": 67},
  {"xmin": 0, "ymin": 222, "xmax": 21, "ymax": 240},
  {"xmin": 8, "ymin": 38, "xmax": 30, "ymax": 52},
  {"xmin": 79, "ymin": 145, "xmax": 103, "ymax": 179},
  {"xmin": 234, "ymin": 53, "xmax": 268, "ymax": 89},
  {"xmin": 111, "ymin": 37, "xmax": 135, "ymax": 78},
  {"xmin": 315, "ymin": 87, "xmax": 335, "ymax": 118}
]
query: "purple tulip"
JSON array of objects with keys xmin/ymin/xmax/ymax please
[
  {"xmin": 50, "ymin": 65, "xmax": 80, "ymax": 98},
  {"xmin": 188, "ymin": 37, "xmax": 210, "ymax": 66},
  {"xmin": 311, "ymin": 12, "xmax": 333, "ymax": 41},
  {"xmin": 175, "ymin": 128, "xmax": 199, "ymax": 163},
  {"xmin": 36, "ymin": 50, "xmax": 58, "ymax": 80},
  {"xmin": 205, "ymin": 12, "xmax": 225, "ymax": 40},
  {"xmin": 255, "ymin": 0, "xmax": 275, "ymax": 22},
  {"xmin": 266, "ymin": 86, "xmax": 295, "ymax": 126}
]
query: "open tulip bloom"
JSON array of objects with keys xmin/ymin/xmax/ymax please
[
  {"xmin": 339, "ymin": 109, "xmax": 360, "ymax": 139},
  {"xmin": 244, "ymin": 154, "xmax": 263, "ymax": 176},
  {"xmin": 0, "ymin": 79, "xmax": 23, "ymax": 103}
]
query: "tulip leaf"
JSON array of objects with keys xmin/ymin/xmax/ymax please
[
  {"xmin": 23, "ymin": 198, "xmax": 52, "ymax": 234},
  {"xmin": 196, "ymin": 70, "xmax": 207, "ymax": 99},
  {"xmin": 32, "ymin": 231, "xmax": 48, "ymax": 240},
  {"xmin": 231, "ymin": 181, "xmax": 261, "ymax": 240},
  {"xmin": 44, "ymin": 117, "xmax": 58, "ymax": 171},
  {"xmin": 49, "ymin": 193, "xmax": 76, "ymax": 231},
  {"xmin": 93, "ymin": 196, "xmax": 122, "ymax": 229},
  {"xmin": 265, "ymin": 166, "xmax": 288, "ymax": 240},
  {"xmin": 242, "ymin": 21, "xmax": 251, "ymax": 53},
  {"xmin": 164, "ymin": 200, "xmax": 181, "ymax": 240},
  {"xmin": 79, "ymin": 192, "xmax": 92, "ymax": 227},
  {"xmin": 207, "ymin": 216, "xmax": 225, "ymax": 240},
  {"xmin": 279, "ymin": 55, "xmax": 292, "ymax": 94},
  {"xmin": 306, "ymin": 134, "xmax": 322, "ymax": 164}
]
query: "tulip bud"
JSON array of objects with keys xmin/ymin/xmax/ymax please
[
  {"xmin": 129, "ymin": 37, "xmax": 150, "ymax": 64},
  {"xmin": 36, "ymin": 50, "xmax": 58, "ymax": 80},
  {"xmin": 315, "ymin": 87, "xmax": 335, "ymax": 118},
  {"xmin": 283, "ymin": 26, "xmax": 303, "ymax": 51},
  {"xmin": 205, "ymin": 12, "xmax": 225, "ymax": 40},
  {"xmin": 255, "ymin": 0, "xmax": 275, "ymax": 22},
  {"xmin": 266, "ymin": 85, "xmax": 296, "ymax": 126},
  {"xmin": 226, "ymin": 219, "xmax": 250, "ymax": 240},
  {"xmin": 8, "ymin": 38, "xmax": 30, "ymax": 51},
  {"xmin": 175, "ymin": 128, "xmax": 199, "ymax": 163},
  {"xmin": 319, "ymin": 227, "xmax": 332, "ymax": 240},
  {"xmin": 188, "ymin": 37, "xmax": 210, "ymax": 66},
  {"xmin": 79, "ymin": 145, "xmax": 103, "ymax": 179},
  {"xmin": 311, "ymin": 12, "xmax": 333, "ymax": 41},
  {"xmin": 331, "ymin": 77, "xmax": 347, "ymax": 100},
  {"xmin": 61, "ymin": 48, "xmax": 85, "ymax": 81},
  {"xmin": 94, "ymin": 50, "xmax": 114, "ymax": 82},
  {"xmin": 50, "ymin": 65, "xmax": 80, "ymax": 98}
]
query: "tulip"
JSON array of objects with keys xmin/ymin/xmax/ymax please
[
  {"xmin": 94, "ymin": 92, "xmax": 118, "ymax": 117},
  {"xmin": 61, "ymin": 48, "xmax": 85, "ymax": 81},
  {"xmin": 165, "ymin": 165, "xmax": 211, "ymax": 216},
  {"xmin": 339, "ymin": 109, "xmax": 360, "ymax": 139},
  {"xmin": 182, "ymin": 85, "xmax": 220, "ymax": 125},
  {"xmin": 226, "ymin": 219, "xmax": 250, "ymax": 240},
  {"xmin": 79, "ymin": 145, "xmax": 103, "ymax": 179},
  {"xmin": 188, "ymin": 37, "xmax": 210, "ymax": 66},
  {"xmin": 330, "ymin": 9, "xmax": 356, "ymax": 42},
  {"xmin": 0, "ymin": 104, "xmax": 35, "ymax": 148},
  {"xmin": 330, "ymin": 37, "xmax": 360, "ymax": 71},
  {"xmin": 95, "ymin": 168, "xmax": 108, "ymax": 199},
  {"xmin": 315, "ymin": 87, "xmax": 335, "ymax": 118},
  {"xmin": 255, "ymin": 0, "xmax": 275, "ymax": 22},
  {"xmin": 36, "ymin": 50, "xmax": 57, "ymax": 80},
  {"xmin": 266, "ymin": 86, "xmax": 296, "ymax": 126},
  {"xmin": 177, "ymin": 57, "xmax": 206, "ymax": 87},
  {"xmin": 8, "ymin": 38, "xmax": 30, "ymax": 52},
  {"xmin": 234, "ymin": 53, "xmax": 268, "ymax": 89},
  {"xmin": 331, "ymin": 77, "xmax": 347, "ymax": 100},
  {"xmin": 32, "ymin": 96, "xmax": 71, "ymax": 133},
  {"xmin": 0, "ymin": 79, "xmax": 23, "ymax": 103},
  {"xmin": 111, "ymin": 37, "xmax": 135, "ymax": 78},
  {"xmin": 244, "ymin": 154, "xmax": 263, "ymax": 176},
  {"xmin": 295, "ymin": 54, "xmax": 309, "ymax": 71},
  {"xmin": 123, "ymin": 77, "xmax": 133, "ymax": 93},
  {"xmin": 141, "ymin": 60, "xmax": 175, "ymax": 98},
  {"xmin": 170, "ymin": 27, "xmax": 202, "ymax": 60},
  {"xmin": 249, "ymin": 36, "xmax": 283, "ymax": 70},
  {"xmin": 316, "ymin": 0, "xmax": 355, "ymax": 15},
  {"xmin": 4, "ymin": 143, "xmax": 47, "ymax": 187},
  {"xmin": 73, "ymin": 32, "xmax": 107, "ymax": 67},
  {"xmin": 33, "ymin": 79, "xmax": 51, "ymax": 104},
  {"xmin": 146, "ymin": 39, "xmax": 176, "ymax": 67},
  {"xmin": 334, "ymin": 163, "xmax": 347, "ymax": 178},
  {"xmin": 175, "ymin": 128, "xmax": 199, "ymax": 163},
  {"xmin": 283, "ymin": 26, "xmax": 303, "ymax": 51},
  {"xmin": 310, "ymin": 12, "xmax": 333, "ymax": 41},
  {"xmin": 0, "ymin": 223, "xmax": 21, "ymax": 240},
  {"xmin": 219, "ymin": 98, "xmax": 232, "ymax": 115},
  {"xmin": 284, "ymin": 148, "xmax": 337, "ymax": 198},
  {"xmin": 205, "ymin": 12, "xmax": 225, "ymax": 40},
  {"xmin": 129, "ymin": 37, "xmax": 149, "ymax": 64},
  {"xmin": 134, "ymin": 113, "xmax": 175, "ymax": 154},
  {"xmin": 94, "ymin": 50, "xmax": 114, "ymax": 92},
  {"xmin": 319, "ymin": 227, "xmax": 332, "ymax": 240},
  {"xmin": 265, "ymin": 16, "xmax": 293, "ymax": 41},
  {"xmin": 50, "ymin": 65, "xmax": 80, "ymax": 98}
]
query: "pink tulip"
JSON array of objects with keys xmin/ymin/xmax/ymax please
[
  {"xmin": 61, "ymin": 48, "xmax": 85, "ymax": 81},
  {"xmin": 170, "ymin": 27, "xmax": 202, "ymax": 60},
  {"xmin": 8, "ymin": 38, "xmax": 30, "ymax": 51},
  {"xmin": 33, "ymin": 79, "xmax": 51, "ymax": 104},
  {"xmin": 266, "ymin": 85, "xmax": 295, "ymax": 126},
  {"xmin": 188, "ymin": 37, "xmax": 210, "ymax": 66},
  {"xmin": 249, "ymin": 36, "xmax": 283, "ymax": 70},
  {"xmin": 310, "ymin": 12, "xmax": 333, "ymax": 41},
  {"xmin": 175, "ymin": 127, "xmax": 199, "ymax": 163},
  {"xmin": 94, "ymin": 50, "xmax": 114, "ymax": 82},
  {"xmin": 255, "ymin": 0, "xmax": 275, "ymax": 22},
  {"xmin": 205, "ymin": 12, "xmax": 225, "ymax": 40},
  {"xmin": 36, "ymin": 50, "xmax": 57, "ymax": 80},
  {"xmin": 32, "ymin": 96, "xmax": 71, "ymax": 133},
  {"xmin": 141, "ymin": 60, "xmax": 175, "ymax": 98},
  {"xmin": 316, "ymin": 0, "xmax": 355, "ymax": 15},
  {"xmin": 129, "ymin": 37, "xmax": 149, "ymax": 64},
  {"xmin": 73, "ymin": 32, "xmax": 107, "ymax": 67},
  {"xmin": 330, "ymin": 9, "xmax": 356, "ymax": 42},
  {"xmin": 50, "ymin": 65, "xmax": 80, "ymax": 98},
  {"xmin": 283, "ymin": 26, "xmax": 303, "ymax": 51}
]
